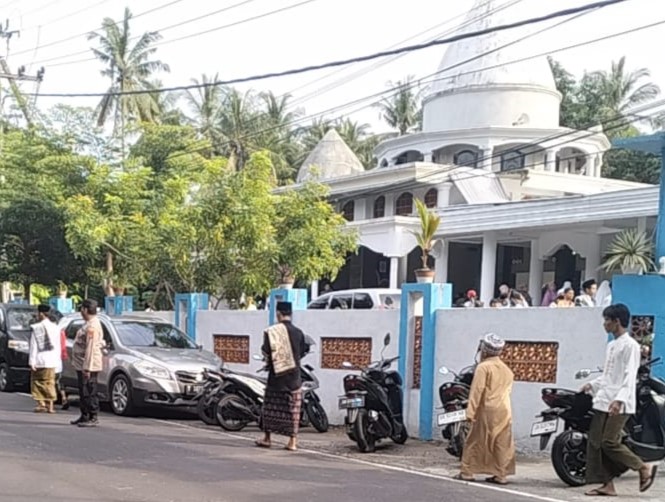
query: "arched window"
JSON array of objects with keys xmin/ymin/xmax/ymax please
[
  {"xmin": 424, "ymin": 189, "xmax": 438, "ymax": 208},
  {"xmin": 454, "ymin": 149, "xmax": 478, "ymax": 167},
  {"xmin": 395, "ymin": 192, "xmax": 413, "ymax": 216},
  {"xmin": 500, "ymin": 150, "xmax": 525, "ymax": 172},
  {"xmin": 373, "ymin": 196, "xmax": 385, "ymax": 218},
  {"xmin": 342, "ymin": 201, "xmax": 355, "ymax": 221}
]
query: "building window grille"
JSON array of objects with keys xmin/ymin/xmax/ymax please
[
  {"xmin": 395, "ymin": 192, "xmax": 413, "ymax": 216},
  {"xmin": 424, "ymin": 189, "xmax": 438, "ymax": 208},
  {"xmin": 342, "ymin": 201, "xmax": 355, "ymax": 221},
  {"xmin": 373, "ymin": 196, "xmax": 385, "ymax": 218}
]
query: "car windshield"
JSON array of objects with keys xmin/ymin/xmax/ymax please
[
  {"xmin": 113, "ymin": 321, "xmax": 197, "ymax": 349},
  {"xmin": 7, "ymin": 309, "xmax": 37, "ymax": 330}
]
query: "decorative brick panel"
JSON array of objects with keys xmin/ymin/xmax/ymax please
[
  {"xmin": 213, "ymin": 334, "xmax": 250, "ymax": 364},
  {"xmin": 500, "ymin": 341, "xmax": 559, "ymax": 383},
  {"xmin": 321, "ymin": 337, "xmax": 372, "ymax": 370},
  {"xmin": 412, "ymin": 316, "xmax": 422, "ymax": 389}
]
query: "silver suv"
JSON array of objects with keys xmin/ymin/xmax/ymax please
[{"xmin": 58, "ymin": 313, "xmax": 222, "ymax": 416}]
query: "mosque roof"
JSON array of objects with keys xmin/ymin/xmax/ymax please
[{"xmin": 296, "ymin": 129, "xmax": 365, "ymax": 183}]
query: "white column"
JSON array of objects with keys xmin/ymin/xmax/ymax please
[
  {"xmin": 436, "ymin": 183, "xmax": 452, "ymax": 208},
  {"xmin": 528, "ymin": 239, "xmax": 544, "ymax": 306},
  {"xmin": 480, "ymin": 232, "xmax": 497, "ymax": 306},
  {"xmin": 310, "ymin": 280, "xmax": 319, "ymax": 299},
  {"xmin": 422, "ymin": 152, "xmax": 433, "ymax": 162},
  {"xmin": 384, "ymin": 193, "xmax": 395, "ymax": 217},
  {"xmin": 593, "ymin": 154, "xmax": 602, "ymax": 177},
  {"xmin": 638, "ymin": 217, "xmax": 647, "ymax": 234},
  {"xmin": 584, "ymin": 234, "xmax": 601, "ymax": 282},
  {"xmin": 399, "ymin": 256, "xmax": 408, "ymax": 285},
  {"xmin": 389, "ymin": 257, "xmax": 399, "ymax": 289},
  {"xmin": 546, "ymin": 149, "xmax": 558, "ymax": 172},
  {"xmin": 353, "ymin": 198, "xmax": 367, "ymax": 221},
  {"xmin": 479, "ymin": 147, "xmax": 493, "ymax": 171},
  {"xmin": 433, "ymin": 240, "xmax": 449, "ymax": 283}
]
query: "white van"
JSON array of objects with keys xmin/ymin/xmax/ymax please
[{"xmin": 307, "ymin": 288, "xmax": 401, "ymax": 310}]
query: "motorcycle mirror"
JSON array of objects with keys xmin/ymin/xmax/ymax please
[
  {"xmin": 575, "ymin": 369, "xmax": 592, "ymax": 379},
  {"xmin": 438, "ymin": 366, "xmax": 450, "ymax": 375},
  {"xmin": 383, "ymin": 333, "xmax": 391, "ymax": 346},
  {"xmin": 252, "ymin": 354, "xmax": 263, "ymax": 361},
  {"xmin": 341, "ymin": 361, "xmax": 354, "ymax": 369}
]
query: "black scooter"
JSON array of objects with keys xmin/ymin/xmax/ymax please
[
  {"xmin": 193, "ymin": 368, "xmax": 227, "ymax": 425},
  {"xmin": 339, "ymin": 333, "xmax": 408, "ymax": 453},
  {"xmin": 436, "ymin": 364, "xmax": 475, "ymax": 458},
  {"xmin": 531, "ymin": 357, "xmax": 665, "ymax": 487}
]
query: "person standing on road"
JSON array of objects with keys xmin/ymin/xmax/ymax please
[
  {"xmin": 28, "ymin": 305, "xmax": 61, "ymax": 414},
  {"xmin": 255, "ymin": 302, "xmax": 308, "ymax": 452},
  {"xmin": 70, "ymin": 299, "xmax": 104, "ymax": 428},
  {"xmin": 581, "ymin": 303, "xmax": 658, "ymax": 496},
  {"xmin": 454, "ymin": 333, "xmax": 516, "ymax": 485}
]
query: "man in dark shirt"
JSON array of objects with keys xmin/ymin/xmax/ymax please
[{"xmin": 255, "ymin": 302, "xmax": 307, "ymax": 451}]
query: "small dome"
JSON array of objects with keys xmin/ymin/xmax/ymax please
[{"xmin": 297, "ymin": 129, "xmax": 364, "ymax": 183}]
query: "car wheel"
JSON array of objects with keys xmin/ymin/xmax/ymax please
[
  {"xmin": 110, "ymin": 374, "xmax": 135, "ymax": 417},
  {"xmin": 0, "ymin": 362, "xmax": 13, "ymax": 392}
]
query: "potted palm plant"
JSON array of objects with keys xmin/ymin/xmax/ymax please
[
  {"xmin": 411, "ymin": 198, "xmax": 441, "ymax": 283},
  {"xmin": 601, "ymin": 229, "xmax": 654, "ymax": 275}
]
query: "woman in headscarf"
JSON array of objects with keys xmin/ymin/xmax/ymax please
[{"xmin": 453, "ymin": 333, "xmax": 516, "ymax": 485}]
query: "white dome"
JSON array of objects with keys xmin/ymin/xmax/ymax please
[
  {"xmin": 423, "ymin": 0, "xmax": 561, "ymax": 132},
  {"xmin": 297, "ymin": 129, "xmax": 365, "ymax": 183}
]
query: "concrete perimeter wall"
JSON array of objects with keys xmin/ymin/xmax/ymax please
[
  {"xmin": 195, "ymin": 309, "xmax": 400, "ymax": 425},
  {"xmin": 435, "ymin": 307, "xmax": 607, "ymax": 448}
]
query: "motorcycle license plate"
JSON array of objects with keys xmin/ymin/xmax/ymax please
[
  {"xmin": 531, "ymin": 419, "xmax": 558, "ymax": 436},
  {"xmin": 338, "ymin": 396, "xmax": 365, "ymax": 409},
  {"xmin": 437, "ymin": 409, "xmax": 466, "ymax": 426}
]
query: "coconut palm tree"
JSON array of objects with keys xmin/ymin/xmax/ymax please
[
  {"xmin": 591, "ymin": 57, "xmax": 660, "ymax": 116},
  {"xmin": 88, "ymin": 7, "xmax": 170, "ymax": 156},
  {"xmin": 375, "ymin": 75, "xmax": 422, "ymax": 136},
  {"xmin": 218, "ymin": 88, "xmax": 263, "ymax": 171},
  {"xmin": 184, "ymin": 73, "xmax": 224, "ymax": 151}
]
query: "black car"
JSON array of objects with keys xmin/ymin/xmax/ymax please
[{"xmin": 0, "ymin": 303, "xmax": 38, "ymax": 392}]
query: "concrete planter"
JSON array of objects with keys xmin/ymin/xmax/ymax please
[{"xmin": 415, "ymin": 269, "xmax": 435, "ymax": 283}]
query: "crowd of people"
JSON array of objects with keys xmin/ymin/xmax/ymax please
[{"xmin": 455, "ymin": 278, "xmax": 612, "ymax": 309}]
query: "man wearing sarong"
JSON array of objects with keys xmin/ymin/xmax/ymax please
[
  {"xmin": 28, "ymin": 305, "xmax": 61, "ymax": 414},
  {"xmin": 71, "ymin": 299, "xmax": 105, "ymax": 427},
  {"xmin": 581, "ymin": 303, "xmax": 657, "ymax": 496},
  {"xmin": 255, "ymin": 301, "xmax": 308, "ymax": 451},
  {"xmin": 454, "ymin": 333, "xmax": 516, "ymax": 485}
]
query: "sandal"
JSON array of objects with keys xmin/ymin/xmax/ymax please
[
  {"xmin": 284, "ymin": 445, "xmax": 297, "ymax": 452},
  {"xmin": 255, "ymin": 439, "xmax": 271, "ymax": 449},
  {"xmin": 452, "ymin": 474, "xmax": 475, "ymax": 482},
  {"xmin": 485, "ymin": 476, "xmax": 509, "ymax": 485},
  {"xmin": 640, "ymin": 465, "xmax": 658, "ymax": 493},
  {"xmin": 585, "ymin": 489, "xmax": 617, "ymax": 497}
]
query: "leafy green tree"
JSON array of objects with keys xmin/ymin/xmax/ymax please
[
  {"xmin": 273, "ymin": 181, "xmax": 357, "ymax": 285},
  {"xmin": 184, "ymin": 73, "xmax": 225, "ymax": 152}
]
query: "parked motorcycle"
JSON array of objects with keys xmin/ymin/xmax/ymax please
[
  {"xmin": 193, "ymin": 368, "xmax": 228, "ymax": 425},
  {"xmin": 338, "ymin": 333, "xmax": 407, "ymax": 453},
  {"xmin": 531, "ymin": 357, "xmax": 665, "ymax": 487},
  {"xmin": 436, "ymin": 364, "xmax": 475, "ymax": 458},
  {"xmin": 214, "ymin": 336, "xmax": 329, "ymax": 432}
]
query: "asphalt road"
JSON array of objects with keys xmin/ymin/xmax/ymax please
[{"xmin": 0, "ymin": 392, "xmax": 564, "ymax": 502}]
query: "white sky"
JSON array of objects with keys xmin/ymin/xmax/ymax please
[{"xmin": 4, "ymin": 0, "xmax": 665, "ymax": 133}]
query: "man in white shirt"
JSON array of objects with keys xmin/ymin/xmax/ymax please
[
  {"xmin": 581, "ymin": 304, "xmax": 657, "ymax": 496},
  {"xmin": 29, "ymin": 305, "xmax": 62, "ymax": 414}
]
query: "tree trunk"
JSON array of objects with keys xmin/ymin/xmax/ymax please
[
  {"xmin": 23, "ymin": 281, "xmax": 31, "ymax": 304},
  {"xmin": 104, "ymin": 251, "xmax": 114, "ymax": 297}
]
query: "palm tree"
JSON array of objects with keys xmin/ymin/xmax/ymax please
[
  {"xmin": 89, "ymin": 7, "xmax": 170, "ymax": 156},
  {"xmin": 184, "ymin": 73, "xmax": 224, "ymax": 151},
  {"xmin": 591, "ymin": 57, "xmax": 660, "ymax": 116},
  {"xmin": 218, "ymin": 88, "xmax": 263, "ymax": 171},
  {"xmin": 375, "ymin": 75, "xmax": 422, "ymax": 135}
]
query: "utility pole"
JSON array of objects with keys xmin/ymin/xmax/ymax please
[{"xmin": 0, "ymin": 20, "xmax": 45, "ymax": 127}]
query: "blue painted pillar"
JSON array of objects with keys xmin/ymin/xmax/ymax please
[
  {"xmin": 656, "ymin": 145, "xmax": 665, "ymax": 261},
  {"xmin": 48, "ymin": 297, "xmax": 74, "ymax": 314},
  {"xmin": 268, "ymin": 288, "xmax": 308, "ymax": 325},
  {"xmin": 398, "ymin": 283, "xmax": 452, "ymax": 440},
  {"xmin": 612, "ymin": 275, "xmax": 665, "ymax": 380},
  {"xmin": 174, "ymin": 293, "xmax": 209, "ymax": 341},
  {"xmin": 104, "ymin": 295, "xmax": 134, "ymax": 316}
]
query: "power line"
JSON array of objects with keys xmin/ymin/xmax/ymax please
[
  {"xmin": 20, "ymin": 0, "xmax": 111, "ymax": 32},
  {"xmin": 32, "ymin": 0, "xmax": 631, "ymax": 98},
  {"xmin": 30, "ymin": 0, "xmax": 264, "ymax": 66},
  {"xmin": 10, "ymin": 0, "xmax": 188, "ymax": 58},
  {"xmin": 287, "ymin": 0, "xmax": 523, "ymax": 106}
]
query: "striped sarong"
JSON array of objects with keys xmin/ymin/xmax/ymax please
[{"xmin": 261, "ymin": 388, "xmax": 303, "ymax": 437}]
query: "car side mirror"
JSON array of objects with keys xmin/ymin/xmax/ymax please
[
  {"xmin": 342, "ymin": 361, "xmax": 354, "ymax": 369},
  {"xmin": 252, "ymin": 354, "xmax": 263, "ymax": 361},
  {"xmin": 438, "ymin": 366, "xmax": 450, "ymax": 375},
  {"xmin": 575, "ymin": 369, "xmax": 592, "ymax": 380}
]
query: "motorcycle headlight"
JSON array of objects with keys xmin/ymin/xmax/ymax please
[
  {"xmin": 134, "ymin": 360, "xmax": 171, "ymax": 380},
  {"xmin": 8, "ymin": 340, "xmax": 29, "ymax": 353}
]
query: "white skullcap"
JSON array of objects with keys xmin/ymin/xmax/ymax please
[{"xmin": 481, "ymin": 333, "xmax": 506, "ymax": 356}]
